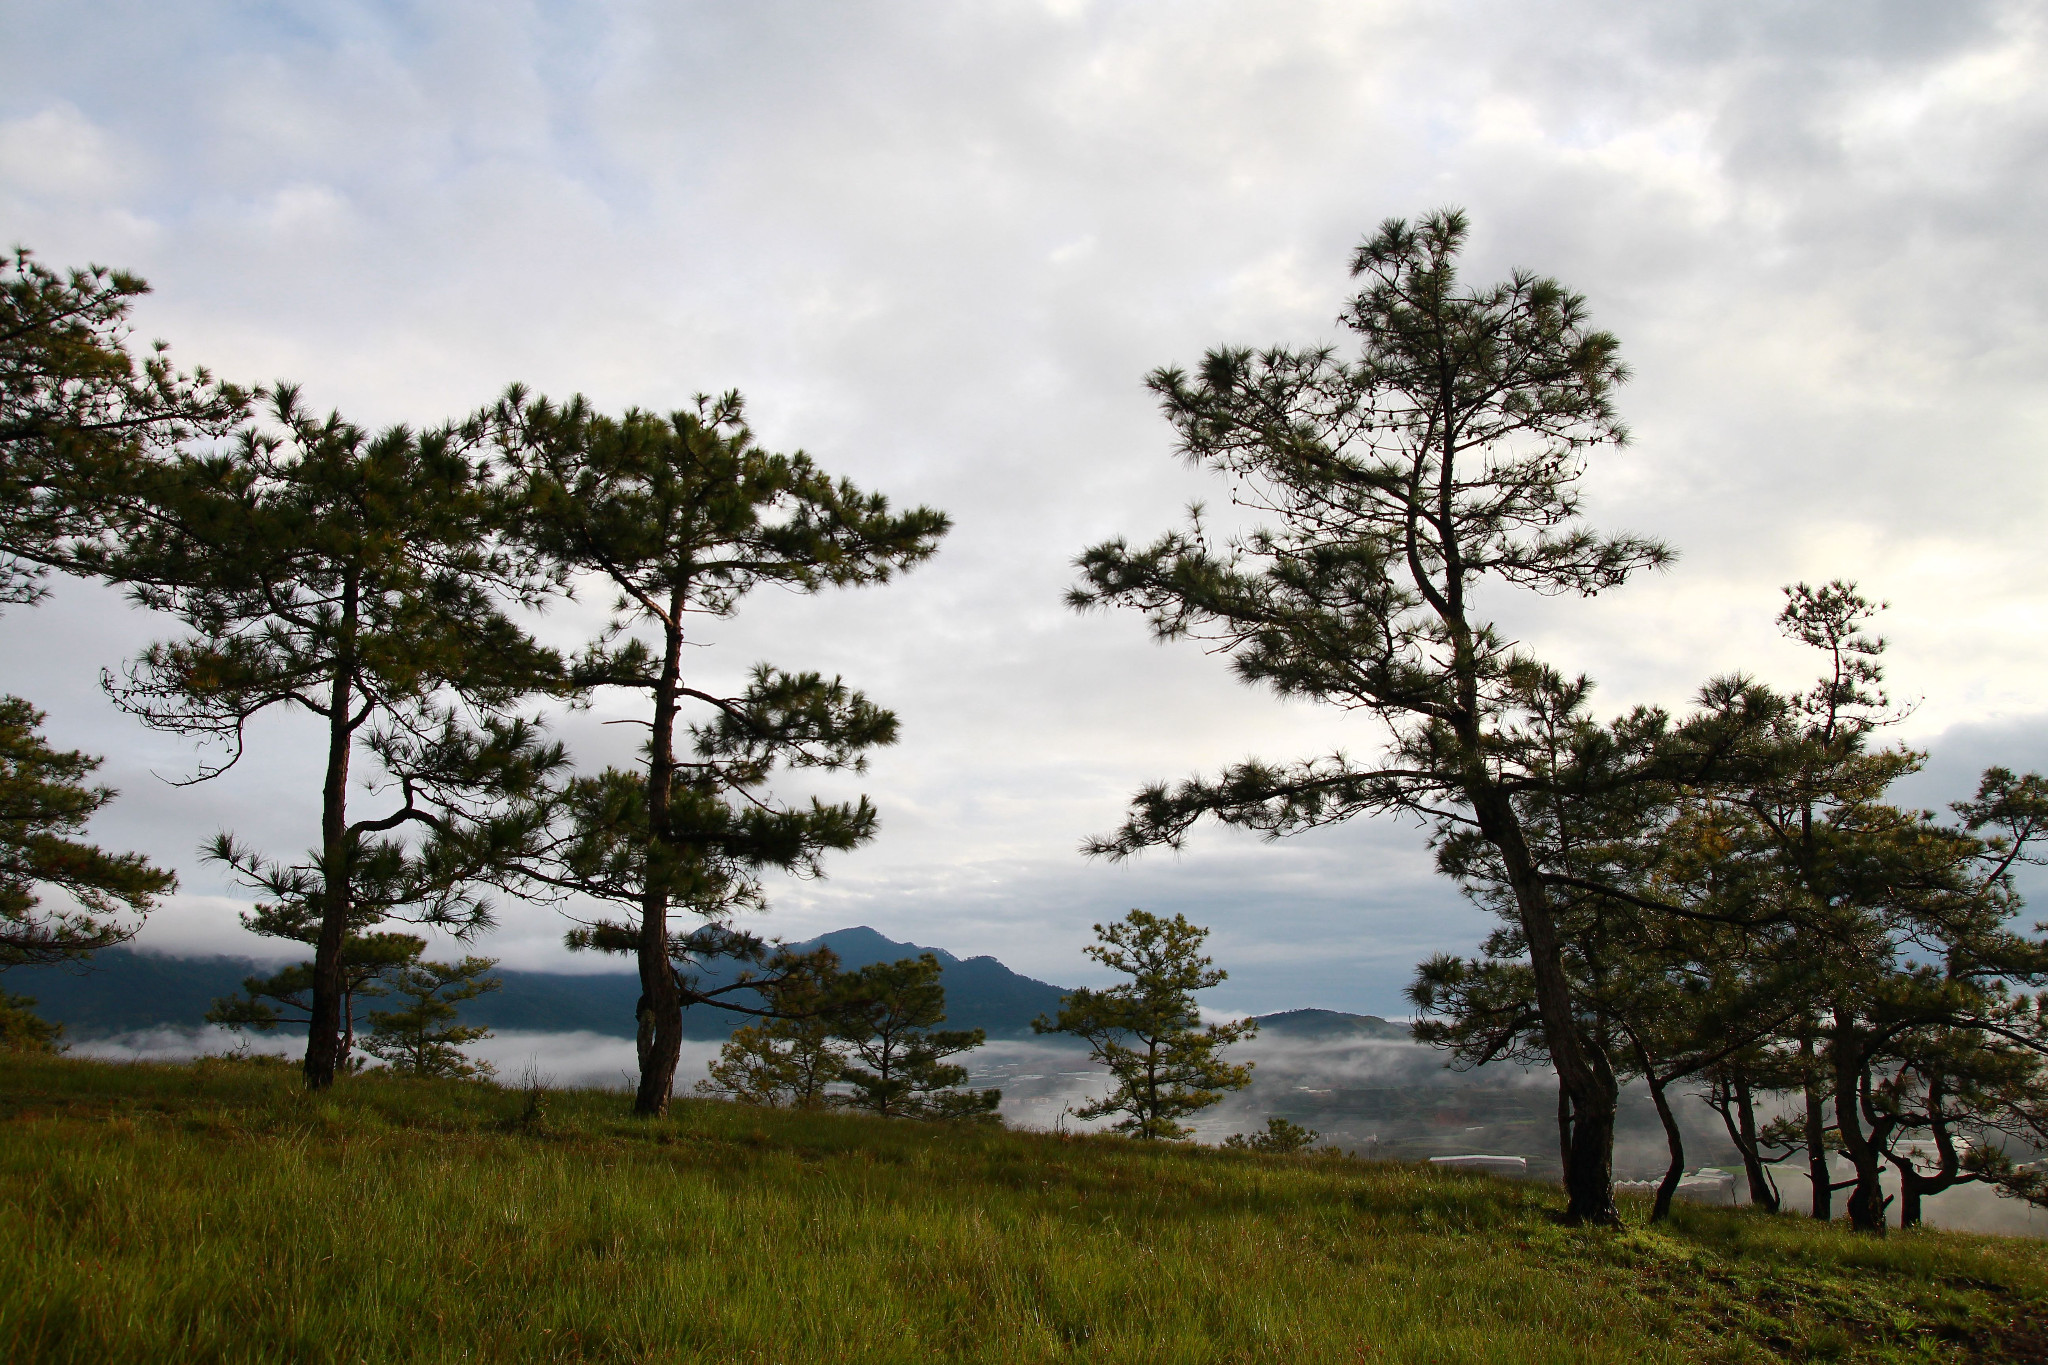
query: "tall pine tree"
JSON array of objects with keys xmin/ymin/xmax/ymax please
[
  {"xmin": 0, "ymin": 248, "xmax": 214, "ymax": 978},
  {"xmin": 484, "ymin": 388, "xmax": 946, "ymax": 1116},
  {"xmin": 108, "ymin": 389, "xmax": 563, "ymax": 1089},
  {"xmin": 1070, "ymin": 211, "xmax": 1666, "ymax": 1220}
]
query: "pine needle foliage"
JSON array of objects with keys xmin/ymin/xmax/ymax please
[
  {"xmin": 0, "ymin": 247, "xmax": 244, "ymax": 606},
  {"xmin": 363, "ymin": 955, "xmax": 500, "ymax": 1079},
  {"xmin": 0, "ymin": 989, "xmax": 60, "ymax": 1053},
  {"xmin": 0, "ymin": 245, "xmax": 216, "ymax": 969},
  {"xmin": 0, "ymin": 696, "xmax": 173, "ymax": 967},
  {"xmin": 205, "ymin": 930, "xmax": 429, "ymax": 1068},
  {"xmin": 833, "ymin": 954, "xmax": 1000, "ymax": 1122},
  {"xmin": 695, "ymin": 951, "xmax": 846, "ymax": 1108},
  {"xmin": 1035, "ymin": 910, "xmax": 1254, "ymax": 1140},
  {"xmin": 1225, "ymin": 1116, "xmax": 1323, "ymax": 1154}
]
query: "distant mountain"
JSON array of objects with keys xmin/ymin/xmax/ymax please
[
  {"xmin": 1, "ymin": 926, "xmax": 1074, "ymax": 1042},
  {"xmin": 4, "ymin": 950, "xmax": 264, "ymax": 1039},
  {"xmin": 1250, "ymin": 1008, "xmax": 1412, "ymax": 1042},
  {"xmin": 799, "ymin": 927, "xmax": 1071, "ymax": 1039}
]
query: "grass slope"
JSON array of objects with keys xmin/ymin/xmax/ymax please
[{"xmin": 4, "ymin": 1055, "xmax": 2047, "ymax": 1364}]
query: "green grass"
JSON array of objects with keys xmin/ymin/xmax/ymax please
[{"xmin": 4, "ymin": 1055, "xmax": 2047, "ymax": 1363}]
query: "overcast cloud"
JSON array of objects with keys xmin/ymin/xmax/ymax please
[{"xmin": 3, "ymin": 1, "xmax": 2046, "ymax": 1014}]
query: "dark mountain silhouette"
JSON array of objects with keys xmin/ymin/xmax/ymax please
[
  {"xmin": 2, "ymin": 926, "xmax": 1075, "ymax": 1041},
  {"xmin": 1250, "ymin": 1008, "xmax": 1411, "ymax": 1042},
  {"xmin": 5, "ymin": 934, "xmax": 1406, "ymax": 1046}
]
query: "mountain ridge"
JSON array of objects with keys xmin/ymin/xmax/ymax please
[{"xmin": 2, "ymin": 929, "xmax": 1401, "ymax": 1043}]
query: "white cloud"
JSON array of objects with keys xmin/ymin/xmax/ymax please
[
  {"xmin": 4, "ymin": 0, "xmax": 2047, "ymax": 1014},
  {"xmin": 0, "ymin": 103, "xmax": 129, "ymax": 198}
]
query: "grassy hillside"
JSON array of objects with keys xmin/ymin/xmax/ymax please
[{"xmin": 5, "ymin": 1055, "xmax": 2048, "ymax": 1363}]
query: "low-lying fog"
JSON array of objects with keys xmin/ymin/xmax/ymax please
[{"xmin": 76, "ymin": 1025, "xmax": 2048, "ymax": 1239}]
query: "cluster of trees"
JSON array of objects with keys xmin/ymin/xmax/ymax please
[
  {"xmin": 696, "ymin": 947, "xmax": 1001, "ymax": 1120},
  {"xmin": 698, "ymin": 908, "xmax": 1269, "ymax": 1141},
  {"xmin": 1073, "ymin": 209, "xmax": 2048, "ymax": 1232},
  {"xmin": 0, "ymin": 247, "xmax": 946, "ymax": 1112},
  {"xmin": 1407, "ymin": 583, "xmax": 2048, "ymax": 1230}
]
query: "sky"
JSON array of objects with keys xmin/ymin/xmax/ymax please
[{"xmin": 4, "ymin": 0, "xmax": 2047, "ymax": 1016}]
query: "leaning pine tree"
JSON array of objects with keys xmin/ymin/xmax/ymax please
[
  {"xmin": 1070, "ymin": 211, "xmax": 1669, "ymax": 1222},
  {"xmin": 484, "ymin": 389, "xmax": 947, "ymax": 1117}
]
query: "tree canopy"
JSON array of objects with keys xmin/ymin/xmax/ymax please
[
  {"xmin": 0, "ymin": 696, "xmax": 174, "ymax": 968},
  {"xmin": 1, "ymin": 247, "xmax": 243, "ymax": 606}
]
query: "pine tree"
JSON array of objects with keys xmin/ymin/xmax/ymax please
[
  {"xmin": 696, "ymin": 949, "xmax": 846, "ymax": 1108},
  {"xmin": 109, "ymin": 389, "xmax": 565, "ymax": 1089},
  {"xmin": 206, "ymin": 931, "xmax": 427, "ymax": 1068},
  {"xmin": 834, "ymin": 954, "xmax": 999, "ymax": 1121},
  {"xmin": 697, "ymin": 1023, "xmax": 806, "ymax": 1106},
  {"xmin": 1407, "ymin": 666, "xmax": 1812, "ymax": 1223},
  {"xmin": 1224, "ymin": 1117, "xmax": 1320, "ymax": 1153},
  {"xmin": 1034, "ymin": 910, "xmax": 1254, "ymax": 1140},
  {"xmin": 0, "ymin": 246, "xmax": 223, "ymax": 971},
  {"xmin": 362, "ymin": 955, "xmax": 500, "ymax": 1079},
  {"xmin": 1411, "ymin": 586, "xmax": 2048, "ymax": 1234},
  {"xmin": 483, "ymin": 388, "xmax": 946, "ymax": 1116},
  {"xmin": 0, "ymin": 988, "xmax": 62, "ymax": 1053},
  {"xmin": 1, "ymin": 247, "xmax": 243, "ymax": 605},
  {"xmin": 1676, "ymin": 588, "xmax": 2048, "ymax": 1231},
  {"xmin": 1069, "ymin": 211, "xmax": 1666, "ymax": 1219},
  {"xmin": 0, "ymin": 695, "xmax": 173, "ymax": 966}
]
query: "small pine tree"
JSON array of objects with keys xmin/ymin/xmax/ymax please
[
  {"xmin": 1035, "ymin": 910, "xmax": 1255, "ymax": 1140},
  {"xmin": 696, "ymin": 955, "xmax": 847, "ymax": 1108},
  {"xmin": 1224, "ymin": 1117, "xmax": 1320, "ymax": 1154},
  {"xmin": 0, "ymin": 987, "xmax": 61, "ymax": 1053},
  {"xmin": 833, "ymin": 954, "xmax": 999, "ymax": 1121},
  {"xmin": 362, "ymin": 956, "xmax": 499, "ymax": 1079},
  {"xmin": 697, "ymin": 1023, "xmax": 811, "ymax": 1106},
  {"xmin": 206, "ymin": 931, "xmax": 426, "ymax": 1068}
]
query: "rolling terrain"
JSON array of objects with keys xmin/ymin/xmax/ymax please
[{"xmin": 5, "ymin": 1053, "xmax": 2047, "ymax": 1364}]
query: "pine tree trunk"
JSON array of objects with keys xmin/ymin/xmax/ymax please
[
  {"xmin": 1831, "ymin": 1016, "xmax": 1887, "ymax": 1233},
  {"xmin": 1897, "ymin": 1168, "xmax": 1924, "ymax": 1230},
  {"xmin": 1557, "ymin": 1077, "xmax": 1574, "ymax": 1181},
  {"xmin": 1474, "ymin": 785, "xmax": 1619, "ymax": 1225},
  {"xmin": 1646, "ymin": 1071, "xmax": 1684, "ymax": 1223},
  {"xmin": 340, "ymin": 980, "xmax": 356, "ymax": 1070},
  {"xmin": 304, "ymin": 623, "xmax": 357, "ymax": 1092},
  {"xmin": 1802, "ymin": 1035, "xmax": 1832, "ymax": 1220},
  {"xmin": 634, "ymin": 596, "xmax": 688, "ymax": 1118},
  {"xmin": 1731, "ymin": 1072, "xmax": 1779, "ymax": 1213}
]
